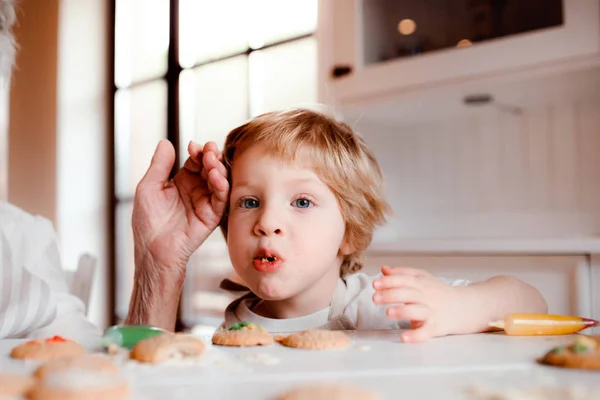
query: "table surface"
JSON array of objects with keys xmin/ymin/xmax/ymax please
[{"xmin": 1, "ymin": 330, "xmax": 600, "ymax": 400}]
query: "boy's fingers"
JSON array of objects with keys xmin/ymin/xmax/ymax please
[
  {"xmin": 381, "ymin": 266, "xmax": 427, "ymax": 277},
  {"xmin": 373, "ymin": 287, "xmax": 421, "ymax": 305},
  {"xmin": 373, "ymin": 275, "xmax": 420, "ymax": 290},
  {"xmin": 385, "ymin": 304, "xmax": 429, "ymax": 321},
  {"xmin": 400, "ymin": 320, "xmax": 436, "ymax": 343}
]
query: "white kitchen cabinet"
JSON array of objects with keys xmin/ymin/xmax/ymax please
[
  {"xmin": 363, "ymin": 253, "xmax": 593, "ymax": 318},
  {"xmin": 318, "ymin": 0, "xmax": 600, "ymax": 125}
]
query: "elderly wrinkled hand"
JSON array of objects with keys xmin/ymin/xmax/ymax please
[
  {"xmin": 132, "ymin": 139, "xmax": 229, "ymax": 274},
  {"xmin": 126, "ymin": 139, "xmax": 229, "ymax": 330}
]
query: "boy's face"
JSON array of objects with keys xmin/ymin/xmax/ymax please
[{"xmin": 227, "ymin": 144, "xmax": 347, "ymax": 306}]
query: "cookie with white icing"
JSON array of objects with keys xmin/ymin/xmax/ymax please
[
  {"xmin": 278, "ymin": 383, "xmax": 380, "ymax": 400},
  {"xmin": 34, "ymin": 353, "xmax": 118, "ymax": 380},
  {"xmin": 129, "ymin": 332, "xmax": 205, "ymax": 364},
  {"xmin": 28, "ymin": 371, "xmax": 129, "ymax": 400},
  {"xmin": 0, "ymin": 373, "xmax": 35, "ymax": 398}
]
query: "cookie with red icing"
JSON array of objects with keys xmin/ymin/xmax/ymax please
[{"xmin": 10, "ymin": 336, "xmax": 85, "ymax": 362}]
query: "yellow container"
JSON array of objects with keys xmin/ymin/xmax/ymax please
[{"xmin": 489, "ymin": 313, "xmax": 599, "ymax": 336}]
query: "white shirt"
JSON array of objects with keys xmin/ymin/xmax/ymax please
[
  {"xmin": 223, "ymin": 273, "xmax": 470, "ymax": 333},
  {"xmin": 0, "ymin": 202, "xmax": 101, "ymax": 345}
]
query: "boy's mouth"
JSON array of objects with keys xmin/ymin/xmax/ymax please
[
  {"xmin": 253, "ymin": 249, "xmax": 284, "ymax": 273},
  {"xmin": 258, "ymin": 256, "xmax": 277, "ymax": 263}
]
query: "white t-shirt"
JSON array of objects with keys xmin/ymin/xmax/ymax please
[
  {"xmin": 0, "ymin": 202, "xmax": 101, "ymax": 344},
  {"xmin": 222, "ymin": 273, "xmax": 470, "ymax": 333}
]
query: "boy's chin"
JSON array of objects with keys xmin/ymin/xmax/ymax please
[{"xmin": 252, "ymin": 281, "xmax": 296, "ymax": 301}]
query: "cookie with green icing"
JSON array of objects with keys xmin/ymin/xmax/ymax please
[
  {"xmin": 539, "ymin": 335, "xmax": 600, "ymax": 370},
  {"xmin": 212, "ymin": 321, "xmax": 273, "ymax": 347}
]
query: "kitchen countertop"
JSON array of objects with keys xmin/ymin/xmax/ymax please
[{"xmin": 1, "ymin": 330, "xmax": 599, "ymax": 399}]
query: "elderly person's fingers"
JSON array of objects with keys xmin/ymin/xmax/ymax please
[
  {"xmin": 208, "ymin": 168, "xmax": 229, "ymax": 215},
  {"xmin": 181, "ymin": 140, "xmax": 204, "ymax": 174},
  {"xmin": 138, "ymin": 139, "xmax": 175, "ymax": 190}
]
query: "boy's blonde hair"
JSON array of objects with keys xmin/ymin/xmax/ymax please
[{"xmin": 220, "ymin": 108, "xmax": 390, "ymax": 277}]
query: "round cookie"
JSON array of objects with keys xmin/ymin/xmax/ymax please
[
  {"xmin": 277, "ymin": 383, "xmax": 380, "ymax": 400},
  {"xmin": 275, "ymin": 329, "xmax": 350, "ymax": 350},
  {"xmin": 10, "ymin": 336, "xmax": 85, "ymax": 362},
  {"xmin": 34, "ymin": 353, "xmax": 118, "ymax": 380},
  {"xmin": 212, "ymin": 321, "xmax": 273, "ymax": 347},
  {"xmin": 130, "ymin": 332, "xmax": 205, "ymax": 363},
  {"xmin": 27, "ymin": 371, "xmax": 129, "ymax": 400},
  {"xmin": 539, "ymin": 335, "xmax": 600, "ymax": 370},
  {"xmin": 0, "ymin": 373, "xmax": 35, "ymax": 398}
]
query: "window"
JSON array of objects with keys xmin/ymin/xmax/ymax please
[{"xmin": 111, "ymin": 0, "xmax": 318, "ymax": 327}]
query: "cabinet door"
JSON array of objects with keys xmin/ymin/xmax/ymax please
[
  {"xmin": 322, "ymin": 0, "xmax": 600, "ymax": 103},
  {"xmin": 363, "ymin": 254, "xmax": 592, "ymax": 317}
]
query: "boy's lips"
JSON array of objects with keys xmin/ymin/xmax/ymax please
[{"xmin": 253, "ymin": 248, "xmax": 284, "ymax": 273}]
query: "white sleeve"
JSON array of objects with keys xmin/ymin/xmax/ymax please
[
  {"xmin": 436, "ymin": 277, "xmax": 471, "ymax": 287},
  {"xmin": 338, "ymin": 273, "xmax": 411, "ymax": 330},
  {"xmin": 0, "ymin": 206, "xmax": 101, "ymax": 345}
]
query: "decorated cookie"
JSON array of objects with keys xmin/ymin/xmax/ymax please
[
  {"xmin": 34, "ymin": 353, "xmax": 118, "ymax": 380},
  {"xmin": 27, "ymin": 371, "xmax": 129, "ymax": 400},
  {"xmin": 275, "ymin": 329, "xmax": 350, "ymax": 350},
  {"xmin": 0, "ymin": 373, "xmax": 35, "ymax": 398},
  {"xmin": 10, "ymin": 336, "xmax": 85, "ymax": 362},
  {"xmin": 129, "ymin": 332, "xmax": 205, "ymax": 364},
  {"xmin": 212, "ymin": 321, "xmax": 273, "ymax": 347},
  {"xmin": 467, "ymin": 384, "xmax": 600, "ymax": 399},
  {"xmin": 277, "ymin": 383, "xmax": 380, "ymax": 400},
  {"xmin": 539, "ymin": 335, "xmax": 600, "ymax": 370}
]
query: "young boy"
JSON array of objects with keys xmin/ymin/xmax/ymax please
[{"xmin": 218, "ymin": 109, "xmax": 547, "ymax": 343}]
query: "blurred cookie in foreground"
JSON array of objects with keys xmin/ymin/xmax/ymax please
[
  {"xmin": 539, "ymin": 335, "xmax": 600, "ymax": 370},
  {"xmin": 467, "ymin": 384, "xmax": 600, "ymax": 399},
  {"xmin": 10, "ymin": 336, "xmax": 85, "ymax": 362},
  {"xmin": 28, "ymin": 371, "xmax": 129, "ymax": 400},
  {"xmin": 275, "ymin": 329, "xmax": 350, "ymax": 350},
  {"xmin": 277, "ymin": 383, "xmax": 380, "ymax": 400},
  {"xmin": 212, "ymin": 321, "xmax": 273, "ymax": 347},
  {"xmin": 34, "ymin": 353, "xmax": 118, "ymax": 380},
  {"xmin": 0, "ymin": 373, "xmax": 35, "ymax": 398},
  {"xmin": 129, "ymin": 332, "xmax": 205, "ymax": 363}
]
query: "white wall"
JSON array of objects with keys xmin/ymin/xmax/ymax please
[
  {"xmin": 360, "ymin": 95, "xmax": 600, "ymax": 241},
  {"xmin": 56, "ymin": 0, "xmax": 109, "ymax": 329}
]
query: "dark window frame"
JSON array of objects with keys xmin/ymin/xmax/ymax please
[{"xmin": 109, "ymin": 0, "xmax": 315, "ymax": 327}]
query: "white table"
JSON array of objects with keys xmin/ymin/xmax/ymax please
[{"xmin": 1, "ymin": 331, "xmax": 599, "ymax": 399}]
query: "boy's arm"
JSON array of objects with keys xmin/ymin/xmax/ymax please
[
  {"xmin": 372, "ymin": 266, "xmax": 548, "ymax": 342},
  {"xmin": 452, "ymin": 275, "xmax": 548, "ymax": 334}
]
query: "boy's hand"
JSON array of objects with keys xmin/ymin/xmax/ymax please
[{"xmin": 372, "ymin": 266, "xmax": 466, "ymax": 343}]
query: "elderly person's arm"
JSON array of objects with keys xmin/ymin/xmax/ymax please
[
  {"xmin": 125, "ymin": 140, "xmax": 229, "ymax": 331},
  {"xmin": 0, "ymin": 203, "xmax": 101, "ymax": 346}
]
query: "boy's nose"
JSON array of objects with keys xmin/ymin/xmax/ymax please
[{"xmin": 253, "ymin": 208, "xmax": 283, "ymax": 236}]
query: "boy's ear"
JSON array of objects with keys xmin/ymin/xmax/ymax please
[{"xmin": 339, "ymin": 237, "xmax": 355, "ymax": 256}]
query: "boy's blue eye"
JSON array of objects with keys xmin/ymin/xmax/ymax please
[
  {"xmin": 241, "ymin": 199, "xmax": 259, "ymax": 208},
  {"xmin": 294, "ymin": 198, "xmax": 312, "ymax": 208}
]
